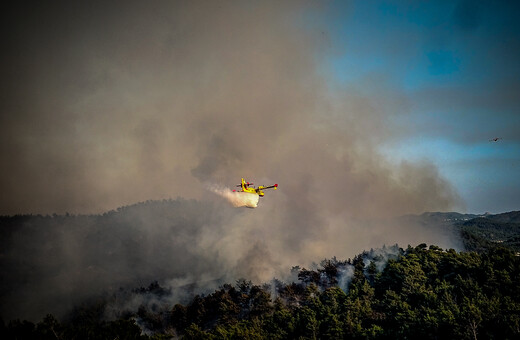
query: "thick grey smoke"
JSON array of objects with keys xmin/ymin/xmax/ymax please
[
  {"xmin": 1, "ymin": 0, "xmax": 464, "ymax": 322},
  {"xmin": 0, "ymin": 0, "xmax": 461, "ymax": 216}
]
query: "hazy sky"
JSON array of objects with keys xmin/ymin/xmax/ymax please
[
  {"xmin": 324, "ymin": 0, "xmax": 520, "ymax": 213},
  {"xmin": 1, "ymin": 0, "xmax": 519, "ymax": 215}
]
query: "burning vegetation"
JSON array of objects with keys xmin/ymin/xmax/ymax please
[{"xmin": 2, "ymin": 244, "xmax": 520, "ymax": 339}]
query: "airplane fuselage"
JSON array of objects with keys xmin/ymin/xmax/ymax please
[{"xmin": 238, "ymin": 178, "xmax": 277, "ymax": 197}]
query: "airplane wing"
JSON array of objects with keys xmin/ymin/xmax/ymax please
[{"xmin": 256, "ymin": 184, "xmax": 278, "ymax": 192}]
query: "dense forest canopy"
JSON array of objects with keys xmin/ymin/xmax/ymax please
[
  {"xmin": 2, "ymin": 204, "xmax": 519, "ymax": 339},
  {"xmin": 2, "ymin": 243, "xmax": 519, "ymax": 339}
]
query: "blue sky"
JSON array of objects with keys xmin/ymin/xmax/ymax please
[{"xmin": 321, "ymin": 0, "xmax": 520, "ymax": 213}]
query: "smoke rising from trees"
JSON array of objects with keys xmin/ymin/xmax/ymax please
[{"xmin": 0, "ymin": 199, "xmax": 463, "ymax": 322}]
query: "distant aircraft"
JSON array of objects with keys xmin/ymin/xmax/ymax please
[
  {"xmin": 233, "ymin": 178, "xmax": 278, "ymax": 197},
  {"xmin": 489, "ymin": 137, "xmax": 502, "ymax": 142}
]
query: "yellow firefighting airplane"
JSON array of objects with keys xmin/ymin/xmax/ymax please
[{"xmin": 233, "ymin": 178, "xmax": 278, "ymax": 197}]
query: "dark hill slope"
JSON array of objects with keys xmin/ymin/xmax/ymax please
[{"xmin": 0, "ymin": 199, "xmax": 234, "ymax": 322}]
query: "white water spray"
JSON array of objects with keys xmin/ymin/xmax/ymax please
[{"xmin": 208, "ymin": 184, "xmax": 259, "ymax": 208}]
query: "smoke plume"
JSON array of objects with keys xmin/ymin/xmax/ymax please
[{"xmin": 0, "ymin": 0, "xmax": 462, "ymax": 216}]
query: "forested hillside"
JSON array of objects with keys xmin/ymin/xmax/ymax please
[
  {"xmin": 2, "ymin": 244, "xmax": 519, "ymax": 339},
  {"xmin": 399, "ymin": 210, "xmax": 520, "ymax": 253},
  {"xmin": 2, "ymin": 207, "xmax": 519, "ymax": 339},
  {"xmin": 459, "ymin": 212, "xmax": 520, "ymax": 252}
]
